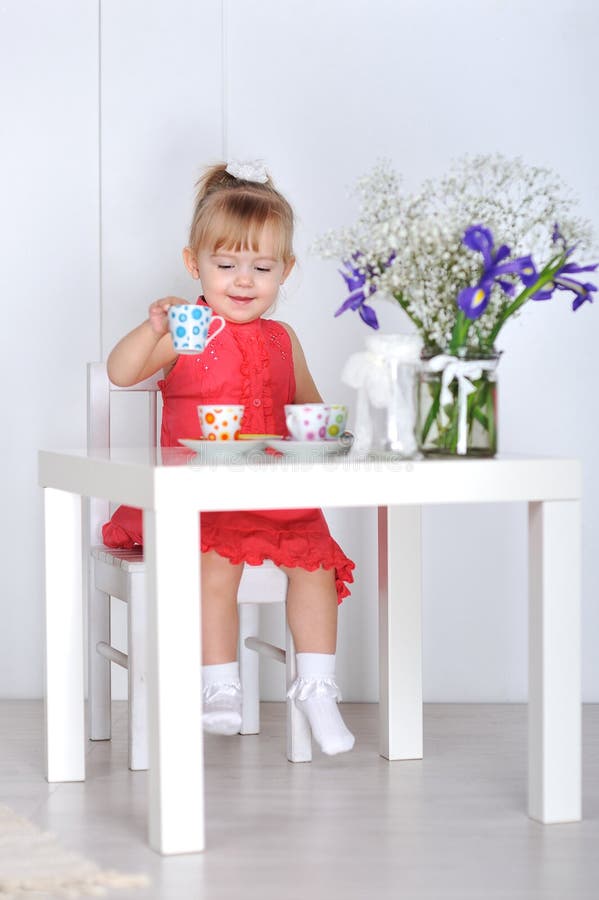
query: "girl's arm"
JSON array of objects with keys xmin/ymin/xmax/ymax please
[
  {"xmin": 107, "ymin": 297, "xmax": 184, "ymax": 386},
  {"xmin": 281, "ymin": 323, "xmax": 323, "ymax": 403}
]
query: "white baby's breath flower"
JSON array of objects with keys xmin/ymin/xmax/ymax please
[{"xmin": 313, "ymin": 154, "xmax": 594, "ymax": 352}]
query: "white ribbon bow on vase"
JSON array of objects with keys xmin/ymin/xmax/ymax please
[{"xmin": 426, "ymin": 355, "xmax": 497, "ymax": 455}]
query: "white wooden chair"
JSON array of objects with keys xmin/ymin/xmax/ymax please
[{"xmin": 85, "ymin": 362, "xmax": 312, "ymax": 770}]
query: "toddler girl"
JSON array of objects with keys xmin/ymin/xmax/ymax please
[{"xmin": 103, "ymin": 161, "xmax": 355, "ymax": 755}]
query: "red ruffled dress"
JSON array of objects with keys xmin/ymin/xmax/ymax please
[{"xmin": 102, "ymin": 308, "xmax": 355, "ymax": 602}]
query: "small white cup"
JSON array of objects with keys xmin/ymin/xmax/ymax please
[
  {"xmin": 197, "ymin": 405, "xmax": 244, "ymax": 440},
  {"xmin": 284, "ymin": 404, "xmax": 331, "ymax": 441},
  {"xmin": 169, "ymin": 304, "xmax": 225, "ymax": 354}
]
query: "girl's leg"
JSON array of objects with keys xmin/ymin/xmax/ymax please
[
  {"xmin": 201, "ymin": 550, "xmax": 244, "ymax": 735},
  {"xmin": 201, "ymin": 549, "xmax": 244, "ymax": 664},
  {"xmin": 280, "ymin": 565, "xmax": 355, "ymax": 755},
  {"xmin": 282, "ymin": 565, "xmax": 338, "ymax": 653}
]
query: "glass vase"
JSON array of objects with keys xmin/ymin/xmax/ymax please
[
  {"xmin": 417, "ymin": 350, "xmax": 499, "ymax": 457},
  {"xmin": 342, "ymin": 333, "xmax": 422, "ymax": 458},
  {"xmin": 364, "ymin": 333, "xmax": 422, "ymax": 458}
]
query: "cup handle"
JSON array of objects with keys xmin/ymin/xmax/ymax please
[
  {"xmin": 205, "ymin": 315, "xmax": 226, "ymax": 347},
  {"xmin": 285, "ymin": 413, "xmax": 297, "ymax": 437}
]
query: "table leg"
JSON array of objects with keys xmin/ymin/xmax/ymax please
[
  {"xmin": 143, "ymin": 507, "xmax": 204, "ymax": 854},
  {"xmin": 44, "ymin": 488, "xmax": 85, "ymax": 782},
  {"xmin": 528, "ymin": 500, "xmax": 581, "ymax": 823},
  {"xmin": 378, "ymin": 506, "xmax": 423, "ymax": 760}
]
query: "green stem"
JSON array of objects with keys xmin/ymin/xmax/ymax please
[
  {"xmin": 392, "ymin": 291, "xmax": 425, "ymax": 332},
  {"xmin": 421, "ymin": 380, "xmax": 441, "ymax": 443},
  {"xmin": 446, "ymin": 390, "xmax": 460, "ymax": 453},
  {"xmin": 469, "ymin": 379, "xmax": 493, "ymax": 432},
  {"xmin": 449, "ymin": 309, "xmax": 471, "ymax": 355},
  {"xmin": 486, "ymin": 381, "xmax": 496, "ymax": 452},
  {"xmin": 486, "ymin": 252, "xmax": 566, "ymax": 346},
  {"xmin": 470, "ymin": 382, "xmax": 489, "ymax": 431}
]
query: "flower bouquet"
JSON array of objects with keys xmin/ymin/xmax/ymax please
[{"xmin": 315, "ymin": 155, "xmax": 597, "ymax": 456}]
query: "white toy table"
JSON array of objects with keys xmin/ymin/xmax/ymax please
[{"xmin": 38, "ymin": 448, "xmax": 582, "ymax": 854}]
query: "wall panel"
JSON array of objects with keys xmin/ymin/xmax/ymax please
[
  {"xmin": 0, "ymin": 0, "xmax": 101, "ymax": 696},
  {"xmin": 101, "ymin": 0, "xmax": 224, "ymax": 354},
  {"xmin": 100, "ymin": 0, "xmax": 223, "ymax": 697}
]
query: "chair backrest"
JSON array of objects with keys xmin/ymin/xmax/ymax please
[
  {"xmin": 86, "ymin": 362, "xmax": 161, "ymax": 545},
  {"xmin": 87, "ymin": 362, "xmax": 161, "ymax": 453}
]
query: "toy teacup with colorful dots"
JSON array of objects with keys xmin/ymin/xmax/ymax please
[
  {"xmin": 197, "ymin": 405, "xmax": 245, "ymax": 440},
  {"xmin": 169, "ymin": 304, "xmax": 226, "ymax": 354},
  {"xmin": 325, "ymin": 405, "xmax": 348, "ymax": 440},
  {"xmin": 284, "ymin": 404, "xmax": 331, "ymax": 441}
]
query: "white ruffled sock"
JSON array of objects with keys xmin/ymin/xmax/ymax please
[
  {"xmin": 202, "ymin": 661, "xmax": 242, "ymax": 736},
  {"xmin": 288, "ymin": 652, "xmax": 355, "ymax": 756}
]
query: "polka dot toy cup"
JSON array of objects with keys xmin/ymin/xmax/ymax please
[
  {"xmin": 197, "ymin": 405, "xmax": 245, "ymax": 441},
  {"xmin": 169, "ymin": 304, "xmax": 226, "ymax": 354},
  {"xmin": 284, "ymin": 404, "xmax": 331, "ymax": 441},
  {"xmin": 325, "ymin": 404, "xmax": 348, "ymax": 440}
]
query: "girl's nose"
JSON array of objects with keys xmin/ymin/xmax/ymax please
[{"xmin": 235, "ymin": 267, "xmax": 253, "ymax": 285}]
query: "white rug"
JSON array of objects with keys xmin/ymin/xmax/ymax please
[{"xmin": 0, "ymin": 804, "xmax": 149, "ymax": 898}]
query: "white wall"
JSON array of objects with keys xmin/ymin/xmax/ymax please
[
  {"xmin": 223, "ymin": 0, "xmax": 599, "ymax": 702},
  {"xmin": 1, "ymin": 0, "xmax": 597, "ymax": 703},
  {"xmin": 0, "ymin": 1, "xmax": 101, "ymax": 696},
  {"xmin": 99, "ymin": 0, "xmax": 224, "ymax": 696}
]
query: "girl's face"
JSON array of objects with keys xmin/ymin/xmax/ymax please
[{"xmin": 183, "ymin": 226, "xmax": 294, "ymax": 324}]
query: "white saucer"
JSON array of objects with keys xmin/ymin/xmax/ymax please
[
  {"xmin": 264, "ymin": 439, "xmax": 351, "ymax": 458},
  {"xmin": 179, "ymin": 438, "xmax": 265, "ymax": 459}
]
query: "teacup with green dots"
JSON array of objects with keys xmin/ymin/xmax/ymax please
[{"xmin": 325, "ymin": 405, "xmax": 348, "ymax": 440}]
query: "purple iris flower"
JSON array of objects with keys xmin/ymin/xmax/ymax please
[
  {"xmin": 520, "ymin": 224, "xmax": 597, "ymax": 311},
  {"xmin": 334, "ymin": 252, "xmax": 395, "ymax": 329},
  {"xmin": 335, "ymin": 258, "xmax": 379, "ymax": 328},
  {"xmin": 457, "ymin": 225, "xmax": 535, "ymax": 320}
]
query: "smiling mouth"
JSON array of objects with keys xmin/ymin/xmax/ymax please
[{"xmin": 229, "ymin": 295, "xmax": 255, "ymax": 303}]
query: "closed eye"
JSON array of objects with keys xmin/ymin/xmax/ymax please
[
  {"xmin": 217, "ymin": 264, "xmax": 234, "ymax": 269},
  {"xmin": 256, "ymin": 267, "xmax": 271, "ymax": 272}
]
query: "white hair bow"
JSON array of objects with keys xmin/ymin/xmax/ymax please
[{"xmin": 225, "ymin": 160, "xmax": 269, "ymax": 184}]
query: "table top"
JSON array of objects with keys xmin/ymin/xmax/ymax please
[{"xmin": 38, "ymin": 447, "xmax": 582, "ymax": 512}]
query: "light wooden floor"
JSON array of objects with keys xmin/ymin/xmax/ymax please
[{"xmin": 1, "ymin": 701, "xmax": 598, "ymax": 899}]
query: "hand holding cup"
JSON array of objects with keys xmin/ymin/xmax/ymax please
[{"xmin": 148, "ymin": 297, "xmax": 188, "ymax": 337}]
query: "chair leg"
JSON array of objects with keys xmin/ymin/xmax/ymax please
[
  {"xmin": 239, "ymin": 603, "xmax": 260, "ymax": 735},
  {"xmin": 127, "ymin": 571, "xmax": 148, "ymax": 771},
  {"xmin": 88, "ymin": 558, "xmax": 111, "ymax": 741},
  {"xmin": 286, "ymin": 626, "xmax": 312, "ymax": 763}
]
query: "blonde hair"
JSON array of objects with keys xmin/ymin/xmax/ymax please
[{"xmin": 188, "ymin": 163, "xmax": 294, "ymax": 261}]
